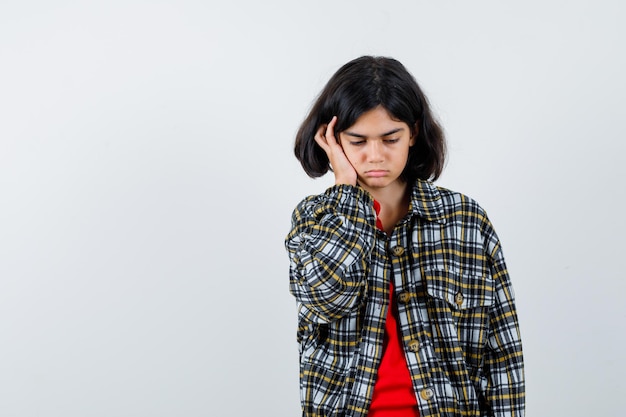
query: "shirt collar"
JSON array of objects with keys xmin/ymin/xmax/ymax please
[{"xmin": 409, "ymin": 179, "xmax": 446, "ymax": 224}]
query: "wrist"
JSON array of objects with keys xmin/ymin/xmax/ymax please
[{"xmin": 335, "ymin": 176, "xmax": 357, "ymax": 186}]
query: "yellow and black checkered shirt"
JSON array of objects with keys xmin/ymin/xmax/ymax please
[{"xmin": 285, "ymin": 180, "xmax": 524, "ymax": 417}]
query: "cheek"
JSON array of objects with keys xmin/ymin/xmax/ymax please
[{"xmin": 397, "ymin": 149, "xmax": 411, "ymax": 168}]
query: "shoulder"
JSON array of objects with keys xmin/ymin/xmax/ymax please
[
  {"xmin": 411, "ymin": 179, "xmax": 489, "ymax": 226},
  {"xmin": 412, "ymin": 180, "xmax": 505, "ymax": 259},
  {"xmin": 436, "ymin": 185, "xmax": 486, "ymax": 216}
]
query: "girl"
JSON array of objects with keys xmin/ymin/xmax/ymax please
[{"xmin": 285, "ymin": 56, "xmax": 524, "ymax": 417}]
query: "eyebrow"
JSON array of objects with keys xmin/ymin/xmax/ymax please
[{"xmin": 343, "ymin": 128, "xmax": 404, "ymax": 138}]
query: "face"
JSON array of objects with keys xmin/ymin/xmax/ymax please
[{"xmin": 338, "ymin": 106, "xmax": 415, "ymax": 194}]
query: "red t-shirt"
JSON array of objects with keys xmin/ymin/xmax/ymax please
[{"xmin": 368, "ymin": 201, "xmax": 420, "ymax": 417}]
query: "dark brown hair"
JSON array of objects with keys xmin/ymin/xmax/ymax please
[{"xmin": 294, "ymin": 56, "xmax": 446, "ymax": 182}]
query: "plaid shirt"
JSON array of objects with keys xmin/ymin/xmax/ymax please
[{"xmin": 285, "ymin": 180, "xmax": 524, "ymax": 417}]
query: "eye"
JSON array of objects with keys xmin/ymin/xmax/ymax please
[
  {"xmin": 384, "ymin": 138, "xmax": 400, "ymax": 144},
  {"xmin": 349, "ymin": 140, "xmax": 366, "ymax": 146}
]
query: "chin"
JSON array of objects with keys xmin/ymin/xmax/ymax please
[
  {"xmin": 359, "ymin": 174, "xmax": 406, "ymax": 189},
  {"xmin": 360, "ymin": 179, "xmax": 393, "ymax": 189}
]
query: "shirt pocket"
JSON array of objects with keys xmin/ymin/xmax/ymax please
[
  {"xmin": 422, "ymin": 268, "xmax": 495, "ymax": 366},
  {"xmin": 424, "ymin": 268, "xmax": 495, "ymax": 310}
]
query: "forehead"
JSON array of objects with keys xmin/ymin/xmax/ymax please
[{"xmin": 346, "ymin": 106, "xmax": 409, "ymax": 133}]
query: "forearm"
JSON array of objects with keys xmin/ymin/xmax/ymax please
[{"xmin": 286, "ymin": 184, "xmax": 376, "ymax": 323}]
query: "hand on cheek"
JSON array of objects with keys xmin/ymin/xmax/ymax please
[{"xmin": 314, "ymin": 116, "xmax": 358, "ymax": 186}]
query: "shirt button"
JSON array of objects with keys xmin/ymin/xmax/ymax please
[
  {"xmin": 407, "ymin": 340, "xmax": 420, "ymax": 352},
  {"xmin": 420, "ymin": 388, "xmax": 434, "ymax": 400},
  {"xmin": 397, "ymin": 292, "xmax": 411, "ymax": 304},
  {"xmin": 455, "ymin": 292, "xmax": 464, "ymax": 306},
  {"xmin": 391, "ymin": 246, "xmax": 405, "ymax": 256}
]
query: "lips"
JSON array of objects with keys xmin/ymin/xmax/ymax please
[{"xmin": 365, "ymin": 170, "xmax": 388, "ymax": 177}]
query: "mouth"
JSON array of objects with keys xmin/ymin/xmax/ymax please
[{"xmin": 364, "ymin": 170, "xmax": 388, "ymax": 178}]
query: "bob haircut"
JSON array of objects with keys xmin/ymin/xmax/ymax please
[{"xmin": 294, "ymin": 56, "xmax": 446, "ymax": 182}]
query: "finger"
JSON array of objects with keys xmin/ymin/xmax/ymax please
[
  {"xmin": 314, "ymin": 124, "xmax": 329, "ymax": 151},
  {"xmin": 325, "ymin": 116, "xmax": 338, "ymax": 144}
]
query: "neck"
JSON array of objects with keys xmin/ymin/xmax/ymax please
[
  {"xmin": 361, "ymin": 180, "xmax": 408, "ymax": 207},
  {"xmin": 360, "ymin": 180, "xmax": 411, "ymax": 235}
]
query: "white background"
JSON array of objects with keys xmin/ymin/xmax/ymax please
[{"xmin": 1, "ymin": 1, "xmax": 625, "ymax": 415}]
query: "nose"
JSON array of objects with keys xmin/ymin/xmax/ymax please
[{"xmin": 367, "ymin": 140, "xmax": 384, "ymax": 163}]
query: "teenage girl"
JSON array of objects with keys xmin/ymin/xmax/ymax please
[{"xmin": 285, "ymin": 56, "xmax": 524, "ymax": 417}]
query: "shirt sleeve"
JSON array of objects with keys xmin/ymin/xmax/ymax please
[
  {"xmin": 481, "ymin": 218, "xmax": 525, "ymax": 417},
  {"xmin": 285, "ymin": 184, "xmax": 377, "ymax": 323}
]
